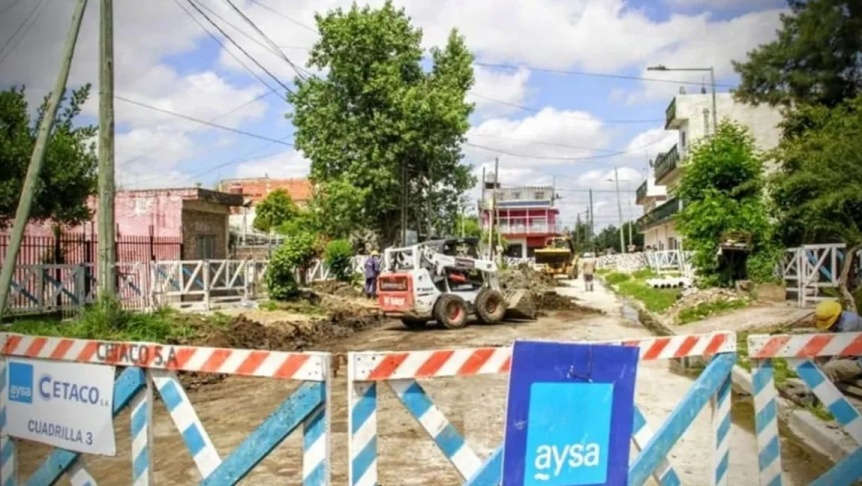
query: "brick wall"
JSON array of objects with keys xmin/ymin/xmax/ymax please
[{"xmin": 181, "ymin": 200, "xmax": 230, "ymax": 260}]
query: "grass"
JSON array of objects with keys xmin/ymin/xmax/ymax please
[
  {"xmin": 616, "ymin": 280, "xmax": 681, "ymax": 314},
  {"xmin": 5, "ymin": 300, "xmax": 231, "ymax": 343},
  {"xmin": 678, "ymin": 298, "xmax": 750, "ymax": 325},
  {"xmin": 604, "ymin": 272, "xmax": 631, "ymax": 285}
]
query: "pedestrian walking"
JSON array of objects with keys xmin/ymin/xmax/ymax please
[
  {"xmin": 580, "ymin": 252, "xmax": 596, "ymax": 292},
  {"xmin": 364, "ymin": 250, "xmax": 381, "ymax": 299}
]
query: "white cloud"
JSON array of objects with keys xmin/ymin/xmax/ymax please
[
  {"xmin": 233, "ymin": 149, "xmax": 311, "ymax": 179},
  {"xmin": 664, "ymin": 0, "xmax": 780, "ymax": 9},
  {"xmin": 469, "ymin": 66, "xmax": 532, "ymax": 119}
]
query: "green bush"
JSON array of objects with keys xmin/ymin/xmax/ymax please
[
  {"xmin": 605, "ymin": 272, "xmax": 631, "ymax": 285},
  {"xmin": 266, "ymin": 232, "xmax": 319, "ymax": 300},
  {"xmin": 324, "ymin": 239, "xmax": 354, "ymax": 282}
]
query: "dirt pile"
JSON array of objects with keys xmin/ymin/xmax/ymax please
[
  {"xmin": 499, "ymin": 266, "xmax": 556, "ymax": 295},
  {"xmin": 533, "ymin": 291, "xmax": 602, "ymax": 315},
  {"xmin": 665, "ymin": 287, "xmax": 746, "ymax": 323},
  {"xmin": 499, "ymin": 266, "xmax": 600, "ymax": 316},
  {"xmin": 174, "ymin": 301, "xmax": 384, "ymax": 390}
]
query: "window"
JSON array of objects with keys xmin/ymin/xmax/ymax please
[
  {"xmin": 534, "ymin": 191, "xmax": 545, "ymax": 200},
  {"xmin": 197, "ymin": 235, "xmax": 215, "ymax": 259},
  {"xmin": 511, "ymin": 191, "xmax": 521, "ymax": 200}
]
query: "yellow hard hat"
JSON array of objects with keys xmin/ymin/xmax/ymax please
[
  {"xmin": 814, "ymin": 300, "xmax": 842, "ymax": 331},
  {"xmin": 371, "ymin": 250, "xmax": 379, "ymax": 256}
]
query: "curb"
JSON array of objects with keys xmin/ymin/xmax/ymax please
[{"xmin": 600, "ymin": 276, "xmax": 853, "ymax": 463}]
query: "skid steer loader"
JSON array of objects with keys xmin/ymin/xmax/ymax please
[{"xmin": 376, "ymin": 238, "xmax": 533, "ymax": 329}]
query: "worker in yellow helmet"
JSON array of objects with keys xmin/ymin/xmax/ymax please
[{"xmin": 815, "ymin": 300, "xmax": 862, "ymax": 382}]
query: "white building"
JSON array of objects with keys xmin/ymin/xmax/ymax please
[{"xmin": 637, "ymin": 91, "xmax": 783, "ymax": 250}]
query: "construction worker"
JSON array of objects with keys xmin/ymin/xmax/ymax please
[
  {"xmin": 364, "ymin": 250, "xmax": 381, "ymax": 299},
  {"xmin": 815, "ymin": 300, "xmax": 862, "ymax": 382},
  {"xmin": 580, "ymin": 252, "xmax": 596, "ymax": 292}
]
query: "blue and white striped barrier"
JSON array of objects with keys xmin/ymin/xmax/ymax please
[
  {"xmin": 749, "ymin": 331, "xmax": 862, "ymax": 485},
  {"xmin": 347, "ymin": 331, "xmax": 737, "ymax": 485},
  {"xmin": 0, "ymin": 333, "xmax": 333, "ymax": 485}
]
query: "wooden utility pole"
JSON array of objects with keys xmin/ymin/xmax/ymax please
[
  {"xmin": 400, "ymin": 161, "xmax": 407, "ymax": 246},
  {"xmin": 588, "ymin": 189, "xmax": 594, "ymax": 251},
  {"xmin": 98, "ymin": 0, "xmax": 117, "ymax": 298},
  {"xmin": 614, "ymin": 167, "xmax": 625, "ymax": 253},
  {"xmin": 0, "ymin": 0, "xmax": 89, "ymax": 318},
  {"xmin": 490, "ymin": 157, "xmax": 499, "ymax": 259}
]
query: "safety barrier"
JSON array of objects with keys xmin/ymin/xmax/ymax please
[
  {"xmin": 748, "ymin": 331, "xmax": 862, "ymax": 485},
  {"xmin": 347, "ymin": 331, "xmax": 737, "ymax": 485},
  {"xmin": 0, "ymin": 333, "xmax": 332, "ymax": 485}
]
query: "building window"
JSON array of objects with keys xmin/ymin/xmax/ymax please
[
  {"xmin": 197, "ymin": 235, "xmax": 215, "ymax": 259},
  {"xmin": 510, "ymin": 191, "xmax": 521, "ymax": 200},
  {"xmin": 534, "ymin": 191, "xmax": 545, "ymax": 200}
]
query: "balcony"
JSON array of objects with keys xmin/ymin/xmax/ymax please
[
  {"xmin": 637, "ymin": 198, "xmax": 681, "ymax": 231},
  {"xmin": 665, "ymin": 97, "xmax": 682, "ymax": 129},
  {"xmin": 484, "ymin": 222, "xmax": 563, "ymax": 236},
  {"xmin": 654, "ymin": 144, "xmax": 680, "ymax": 184},
  {"xmin": 636, "ymin": 181, "xmax": 647, "ymax": 204}
]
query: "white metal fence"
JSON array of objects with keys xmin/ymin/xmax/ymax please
[{"xmin": 781, "ymin": 243, "xmax": 862, "ymax": 307}]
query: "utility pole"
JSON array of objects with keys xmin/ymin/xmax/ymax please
[
  {"xmin": 400, "ymin": 161, "xmax": 407, "ymax": 246},
  {"xmin": 613, "ymin": 167, "xmax": 625, "ymax": 253},
  {"xmin": 588, "ymin": 190, "xmax": 594, "ymax": 252},
  {"xmin": 489, "ymin": 158, "xmax": 499, "ymax": 259},
  {"xmin": 0, "ymin": 0, "xmax": 89, "ymax": 318},
  {"xmin": 98, "ymin": 0, "xmax": 117, "ymax": 299},
  {"xmin": 627, "ymin": 197, "xmax": 634, "ymax": 250}
]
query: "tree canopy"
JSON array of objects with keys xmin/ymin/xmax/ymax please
[
  {"xmin": 676, "ymin": 122, "xmax": 778, "ymax": 285},
  {"xmin": 288, "ymin": 1, "xmax": 476, "ymax": 245},
  {"xmin": 0, "ymin": 85, "xmax": 97, "ymax": 229},
  {"xmin": 253, "ymin": 189, "xmax": 299, "ymax": 233},
  {"xmin": 732, "ymin": 0, "xmax": 862, "ymax": 108}
]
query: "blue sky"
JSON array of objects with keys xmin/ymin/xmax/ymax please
[{"xmin": 0, "ymin": 0, "xmax": 788, "ymax": 228}]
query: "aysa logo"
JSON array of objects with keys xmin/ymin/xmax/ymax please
[
  {"xmin": 8, "ymin": 362, "xmax": 34, "ymax": 404},
  {"xmin": 524, "ymin": 382, "xmax": 613, "ymax": 486}
]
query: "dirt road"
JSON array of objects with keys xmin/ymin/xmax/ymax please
[{"xmin": 14, "ymin": 281, "xmax": 803, "ymax": 485}]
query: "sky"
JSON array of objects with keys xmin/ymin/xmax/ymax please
[{"xmin": 0, "ymin": 0, "xmax": 788, "ymax": 231}]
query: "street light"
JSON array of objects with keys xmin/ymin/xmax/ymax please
[
  {"xmin": 647, "ymin": 64, "xmax": 718, "ymax": 135},
  {"xmin": 606, "ymin": 169, "xmax": 626, "ymax": 254}
]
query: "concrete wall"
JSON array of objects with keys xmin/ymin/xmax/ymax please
[
  {"xmin": 181, "ymin": 200, "xmax": 231, "ymax": 260},
  {"xmin": 675, "ymin": 92, "xmax": 783, "ymax": 155},
  {"xmin": 643, "ymin": 221, "xmax": 679, "ymax": 251}
]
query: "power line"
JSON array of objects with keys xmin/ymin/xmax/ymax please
[
  {"xmin": 0, "ymin": 0, "xmax": 28, "ymax": 18},
  {"xmin": 473, "ymin": 62, "xmax": 736, "ymax": 89},
  {"xmin": 183, "ymin": 136, "xmax": 293, "ymax": 182},
  {"xmin": 468, "ymin": 93, "xmax": 662, "ymax": 124},
  {"xmin": 173, "ymin": 0, "xmax": 284, "ymax": 97},
  {"xmin": 185, "ymin": 0, "xmax": 294, "ymax": 94},
  {"xmin": 247, "ymin": 0, "xmax": 317, "ymax": 33},
  {"xmin": 220, "ymin": 0, "xmax": 309, "ymax": 79},
  {"xmin": 466, "ymin": 134, "xmax": 669, "ymax": 161},
  {"xmin": 470, "ymin": 134, "xmax": 626, "ymax": 155},
  {"xmin": 0, "ymin": 0, "xmax": 49, "ymax": 68},
  {"xmin": 116, "ymin": 95, "xmax": 294, "ymax": 146}
]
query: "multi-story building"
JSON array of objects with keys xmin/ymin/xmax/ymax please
[
  {"xmin": 636, "ymin": 91, "xmax": 783, "ymax": 250},
  {"xmin": 480, "ymin": 173, "xmax": 562, "ymax": 258}
]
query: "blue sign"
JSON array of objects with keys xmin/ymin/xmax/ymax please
[{"xmin": 502, "ymin": 341, "xmax": 639, "ymax": 486}]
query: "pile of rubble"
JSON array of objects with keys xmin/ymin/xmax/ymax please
[
  {"xmin": 664, "ymin": 287, "xmax": 747, "ymax": 322},
  {"xmin": 499, "ymin": 266, "xmax": 599, "ymax": 317}
]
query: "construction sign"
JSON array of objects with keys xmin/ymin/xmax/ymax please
[{"xmin": 502, "ymin": 341, "xmax": 639, "ymax": 486}]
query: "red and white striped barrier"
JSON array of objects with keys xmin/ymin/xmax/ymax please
[{"xmin": 748, "ymin": 332, "xmax": 862, "ymax": 359}]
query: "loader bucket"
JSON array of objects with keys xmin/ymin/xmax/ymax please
[{"xmin": 503, "ymin": 289, "xmax": 537, "ymax": 320}]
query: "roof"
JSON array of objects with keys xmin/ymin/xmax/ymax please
[
  {"xmin": 218, "ymin": 177, "xmax": 313, "ymax": 204},
  {"xmin": 117, "ymin": 187, "xmax": 243, "ymax": 206}
]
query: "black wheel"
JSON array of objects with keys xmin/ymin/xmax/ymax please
[
  {"xmin": 401, "ymin": 318, "xmax": 427, "ymax": 330},
  {"xmin": 434, "ymin": 294, "xmax": 469, "ymax": 329},
  {"xmin": 475, "ymin": 288, "xmax": 506, "ymax": 324}
]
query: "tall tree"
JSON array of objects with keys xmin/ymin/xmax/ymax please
[
  {"xmin": 288, "ymin": 1, "xmax": 476, "ymax": 245},
  {"xmin": 770, "ymin": 94, "xmax": 862, "ymax": 308},
  {"xmin": 676, "ymin": 121, "xmax": 777, "ymax": 286},
  {"xmin": 732, "ymin": 0, "xmax": 862, "ymax": 109},
  {"xmin": 0, "ymin": 86, "xmax": 97, "ymax": 228}
]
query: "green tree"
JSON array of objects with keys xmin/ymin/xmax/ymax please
[
  {"xmin": 0, "ymin": 86, "xmax": 97, "ymax": 228},
  {"xmin": 324, "ymin": 238, "xmax": 354, "ymax": 282},
  {"xmin": 732, "ymin": 0, "xmax": 862, "ymax": 109},
  {"xmin": 288, "ymin": 1, "xmax": 476, "ymax": 245},
  {"xmin": 770, "ymin": 94, "xmax": 862, "ymax": 308},
  {"xmin": 253, "ymin": 189, "xmax": 299, "ymax": 233},
  {"xmin": 454, "ymin": 214, "xmax": 481, "ymax": 238},
  {"xmin": 676, "ymin": 121, "xmax": 777, "ymax": 286},
  {"xmin": 591, "ymin": 222, "xmax": 643, "ymax": 253}
]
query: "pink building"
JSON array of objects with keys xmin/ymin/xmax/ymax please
[
  {"xmin": 2, "ymin": 188, "xmax": 243, "ymax": 264},
  {"xmin": 479, "ymin": 176, "xmax": 562, "ymax": 258}
]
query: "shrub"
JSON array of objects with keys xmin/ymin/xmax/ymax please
[
  {"xmin": 324, "ymin": 239, "xmax": 354, "ymax": 282},
  {"xmin": 266, "ymin": 232, "xmax": 319, "ymax": 300}
]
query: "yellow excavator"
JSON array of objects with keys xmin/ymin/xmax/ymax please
[{"xmin": 533, "ymin": 236, "xmax": 578, "ymax": 279}]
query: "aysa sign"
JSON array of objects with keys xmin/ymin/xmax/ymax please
[
  {"xmin": 6, "ymin": 357, "xmax": 117, "ymax": 455},
  {"xmin": 502, "ymin": 341, "xmax": 639, "ymax": 486}
]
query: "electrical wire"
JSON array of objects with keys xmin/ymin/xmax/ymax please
[
  {"xmin": 220, "ymin": 0, "xmax": 308, "ymax": 79},
  {"xmin": 185, "ymin": 0, "xmax": 294, "ymax": 94},
  {"xmin": 468, "ymin": 93, "xmax": 662, "ymax": 124},
  {"xmin": 465, "ymin": 133, "xmax": 670, "ymax": 161},
  {"xmin": 182, "ymin": 135, "xmax": 294, "ymax": 182},
  {"xmin": 247, "ymin": 0, "xmax": 316, "ymax": 33},
  {"xmin": 0, "ymin": 0, "xmax": 28, "ymax": 18},
  {"xmin": 473, "ymin": 61, "xmax": 735, "ymax": 89},
  {"xmin": 116, "ymin": 95, "xmax": 294, "ymax": 146},
  {"xmin": 0, "ymin": 0, "xmax": 49, "ymax": 68}
]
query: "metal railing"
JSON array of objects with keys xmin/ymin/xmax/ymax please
[
  {"xmin": 637, "ymin": 198, "xmax": 681, "ymax": 230},
  {"xmin": 636, "ymin": 180, "xmax": 648, "ymax": 204},
  {"xmin": 665, "ymin": 97, "xmax": 677, "ymax": 129},
  {"xmin": 654, "ymin": 144, "xmax": 680, "ymax": 182}
]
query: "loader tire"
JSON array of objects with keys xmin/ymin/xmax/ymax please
[
  {"xmin": 475, "ymin": 288, "xmax": 506, "ymax": 324},
  {"xmin": 401, "ymin": 318, "xmax": 427, "ymax": 330},
  {"xmin": 434, "ymin": 294, "xmax": 469, "ymax": 330}
]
